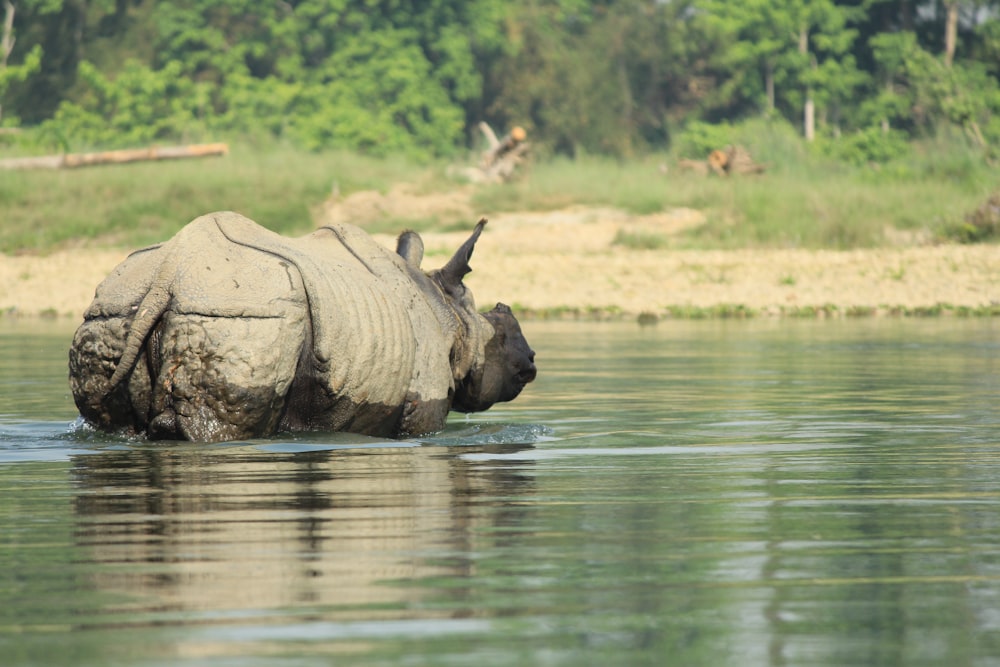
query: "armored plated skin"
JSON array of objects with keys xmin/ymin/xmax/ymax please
[{"xmin": 69, "ymin": 211, "xmax": 536, "ymax": 442}]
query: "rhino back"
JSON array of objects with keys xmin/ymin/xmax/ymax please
[
  {"xmin": 216, "ymin": 216, "xmax": 436, "ymax": 435},
  {"xmin": 168, "ymin": 213, "xmax": 311, "ymax": 317}
]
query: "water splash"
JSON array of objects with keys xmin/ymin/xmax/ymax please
[{"xmin": 421, "ymin": 422, "xmax": 555, "ymax": 447}]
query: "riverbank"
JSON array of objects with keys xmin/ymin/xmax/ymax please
[
  {"xmin": 442, "ymin": 209, "xmax": 1000, "ymax": 319},
  {"xmin": 2, "ymin": 207, "xmax": 998, "ymax": 320}
]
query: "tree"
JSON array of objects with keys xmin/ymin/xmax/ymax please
[
  {"xmin": 37, "ymin": 59, "xmax": 211, "ymax": 147},
  {"xmin": 2, "ymin": 0, "xmax": 14, "ymax": 67},
  {"xmin": 6, "ymin": 0, "xmax": 1000, "ymax": 157},
  {"xmin": 0, "ymin": 0, "xmax": 44, "ymax": 124},
  {"xmin": 944, "ymin": 0, "xmax": 959, "ymax": 67},
  {"xmin": 866, "ymin": 29, "xmax": 1000, "ymax": 148},
  {"xmin": 971, "ymin": 11, "xmax": 1000, "ymax": 76},
  {"xmin": 693, "ymin": 0, "xmax": 864, "ymax": 140},
  {"xmin": 485, "ymin": 0, "xmax": 698, "ymax": 157},
  {"xmin": 29, "ymin": 0, "xmax": 506, "ymax": 156},
  {"xmin": 2, "ymin": 0, "xmax": 132, "ymax": 124}
]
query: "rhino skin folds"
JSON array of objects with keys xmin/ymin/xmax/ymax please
[{"xmin": 69, "ymin": 211, "xmax": 536, "ymax": 442}]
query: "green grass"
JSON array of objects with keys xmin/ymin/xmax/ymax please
[
  {"xmin": 0, "ymin": 143, "xmax": 427, "ymax": 253},
  {"xmin": 472, "ymin": 155, "xmax": 671, "ymax": 215},
  {"xmin": 472, "ymin": 121, "xmax": 997, "ymax": 249},
  {"xmin": 506, "ymin": 301, "xmax": 1000, "ymax": 321},
  {"xmin": 1, "ymin": 135, "xmax": 997, "ymax": 254}
]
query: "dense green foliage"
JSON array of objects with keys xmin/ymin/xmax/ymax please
[{"xmin": 2, "ymin": 0, "xmax": 1000, "ymax": 159}]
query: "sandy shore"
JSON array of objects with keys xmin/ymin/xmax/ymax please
[{"xmin": 2, "ymin": 207, "xmax": 998, "ymax": 320}]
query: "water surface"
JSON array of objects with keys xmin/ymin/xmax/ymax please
[{"xmin": 2, "ymin": 317, "xmax": 999, "ymax": 666}]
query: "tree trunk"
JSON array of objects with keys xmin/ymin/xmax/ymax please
[
  {"xmin": 900, "ymin": 0, "xmax": 913, "ymax": 31},
  {"xmin": 804, "ymin": 96, "xmax": 815, "ymax": 142},
  {"xmin": 765, "ymin": 62, "xmax": 775, "ymax": 112},
  {"xmin": 944, "ymin": 1, "xmax": 958, "ymax": 67},
  {"xmin": 799, "ymin": 25, "xmax": 815, "ymax": 142},
  {"xmin": 1, "ymin": 0, "xmax": 13, "ymax": 123},
  {"xmin": 1, "ymin": 0, "xmax": 14, "ymax": 68},
  {"xmin": 617, "ymin": 54, "xmax": 634, "ymax": 156}
]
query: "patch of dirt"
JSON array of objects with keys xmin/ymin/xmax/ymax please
[
  {"xmin": 1, "ymin": 249, "xmax": 131, "ymax": 318},
  {"xmin": 320, "ymin": 182, "xmax": 475, "ymax": 227}
]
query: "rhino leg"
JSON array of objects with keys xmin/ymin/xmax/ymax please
[
  {"xmin": 148, "ymin": 313, "xmax": 307, "ymax": 441},
  {"xmin": 69, "ymin": 316, "xmax": 153, "ymax": 435}
]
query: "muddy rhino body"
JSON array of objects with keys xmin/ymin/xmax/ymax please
[{"xmin": 69, "ymin": 211, "xmax": 535, "ymax": 442}]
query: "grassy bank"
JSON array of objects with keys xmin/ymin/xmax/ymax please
[
  {"xmin": 1, "ymin": 137, "xmax": 996, "ymax": 254},
  {"xmin": 512, "ymin": 302, "xmax": 1000, "ymax": 321},
  {"xmin": 0, "ymin": 145, "xmax": 428, "ymax": 253},
  {"xmin": 473, "ymin": 125, "xmax": 997, "ymax": 249}
]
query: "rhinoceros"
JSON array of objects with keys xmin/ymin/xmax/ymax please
[{"xmin": 68, "ymin": 211, "xmax": 536, "ymax": 442}]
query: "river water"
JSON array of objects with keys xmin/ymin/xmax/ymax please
[{"xmin": 1, "ymin": 317, "xmax": 999, "ymax": 666}]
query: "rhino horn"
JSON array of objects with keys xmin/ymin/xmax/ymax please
[
  {"xmin": 439, "ymin": 218, "xmax": 487, "ymax": 288},
  {"xmin": 396, "ymin": 230, "xmax": 424, "ymax": 267}
]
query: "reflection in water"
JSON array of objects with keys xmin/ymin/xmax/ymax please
[
  {"xmin": 70, "ymin": 443, "xmax": 535, "ymax": 621},
  {"xmin": 4, "ymin": 319, "xmax": 1000, "ymax": 666}
]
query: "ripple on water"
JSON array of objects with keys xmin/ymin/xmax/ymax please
[{"xmin": 0, "ymin": 417, "xmax": 557, "ymax": 463}]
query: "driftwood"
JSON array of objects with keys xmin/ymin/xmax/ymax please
[
  {"xmin": 451, "ymin": 123, "xmax": 529, "ymax": 184},
  {"xmin": 677, "ymin": 144, "xmax": 766, "ymax": 177},
  {"xmin": 480, "ymin": 122, "xmax": 527, "ymax": 171},
  {"xmin": 676, "ymin": 158, "xmax": 710, "ymax": 175},
  {"xmin": 711, "ymin": 145, "xmax": 766, "ymax": 176},
  {"xmin": 0, "ymin": 142, "xmax": 229, "ymax": 171}
]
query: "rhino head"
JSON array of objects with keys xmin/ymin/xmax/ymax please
[
  {"xmin": 452, "ymin": 302, "xmax": 537, "ymax": 412},
  {"xmin": 397, "ymin": 219, "xmax": 536, "ymax": 415}
]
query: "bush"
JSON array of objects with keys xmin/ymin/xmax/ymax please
[
  {"xmin": 818, "ymin": 126, "xmax": 910, "ymax": 166},
  {"xmin": 35, "ymin": 60, "xmax": 211, "ymax": 150},
  {"xmin": 673, "ymin": 117, "xmax": 805, "ymax": 173},
  {"xmin": 943, "ymin": 192, "xmax": 1000, "ymax": 243},
  {"xmin": 673, "ymin": 120, "xmax": 735, "ymax": 159}
]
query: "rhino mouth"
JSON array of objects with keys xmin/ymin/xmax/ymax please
[
  {"xmin": 505, "ymin": 354, "xmax": 536, "ymax": 401},
  {"xmin": 515, "ymin": 360, "xmax": 537, "ymax": 386}
]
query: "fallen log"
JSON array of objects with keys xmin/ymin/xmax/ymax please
[
  {"xmin": 724, "ymin": 144, "xmax": 766, "ymax": 175},
  {"xmin": 480, "ymin": 124, "xmax": 527, "ymax": 168},
  {"xmin": 677, "ymin": 158, "xmax": 710, "ymax": 175},
  {"xmin": 708, "ymin": 149, "xmax": 729, "ymax": 176},
  {"xmin": 679, "ymin": 144, "xmax": 766, "ymax": 177},
  {"xmin": 0, "ymin": 142, "xmax": 229, "ymax": 170},
  {"xmin": 448, "ymin": 122, "xmax": 530, "ymax": 184},
  {"xmin": 478, "ymin": 122, "xmax": 529, "ymax": 182}
]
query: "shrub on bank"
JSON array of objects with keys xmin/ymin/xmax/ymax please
[{"xmin": 943, "ymin": 192, "xmax": 1000, "ymax": 243}]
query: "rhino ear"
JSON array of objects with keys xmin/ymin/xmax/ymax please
[
  {"xmin": 440, "ymin": 218, "xmax": 487, "ymax": 287},
  {"xmin": 396, "ymin": 230, "xmax": 424, "ymax": 268}
]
